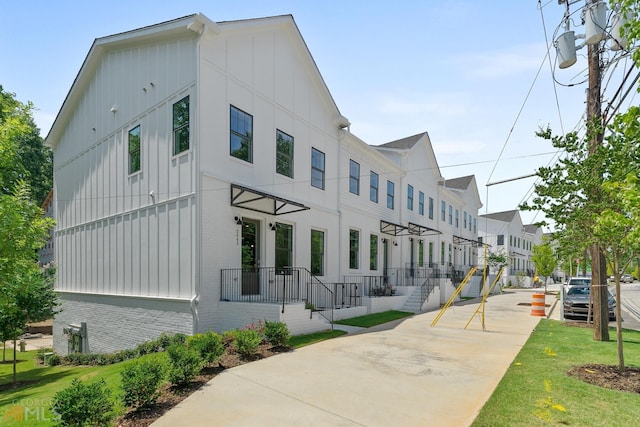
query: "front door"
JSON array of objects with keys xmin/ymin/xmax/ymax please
[{"xmin": 241, "ymin": 219, "xmax": 260, "ymax": 295}]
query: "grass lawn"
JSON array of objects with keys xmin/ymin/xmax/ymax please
[
  {"xmin": 0, "ymin": 328, "xmax": 348, "ymax": 425},
  {"xmin": 334, "ymin": 310, "xmax": 413, "ymax": 328},
  {"xmin": 473, "ymin": 319, "xmax": 640, "ymax": 426},
  {"xmin": 0, "ymin": 350, "xmax": 127, "ymax": 426}
]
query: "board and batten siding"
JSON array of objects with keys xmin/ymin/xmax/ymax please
[{"xmin": 54, "ymin": 36, "xmax": 198, "ymax": 299}]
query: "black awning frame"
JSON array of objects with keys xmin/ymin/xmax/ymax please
[
  {"xmin": 408, "ymin": 222, "xmax": 441, "ymax": 236},
  {"xmin": 231, "ymin": 184, "xmax": 310, "ymax": 216},
  {"xmin": 453, "ymin": 235, "xmax": 482, "ymax": 247},
  {"xmin": 380, "ymin": 220, "xmax": 409, "ymax": 236}
]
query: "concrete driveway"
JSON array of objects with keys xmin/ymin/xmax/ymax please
[{"xmin": 152, "ymin": 289, "xmax": 548, "ymax": 427}]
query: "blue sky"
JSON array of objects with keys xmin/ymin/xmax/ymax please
[{"xmin": 2, "ymin": 1, "xmax": 636, "ymax": 227}]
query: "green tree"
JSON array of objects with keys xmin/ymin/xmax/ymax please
[
  {"xmin": 0, "ymin": 85, "xmax": 52, "ymax": 205},
  {"xmin": 531, "ymin": 240, "xmax": 557, "ymax": 294}
]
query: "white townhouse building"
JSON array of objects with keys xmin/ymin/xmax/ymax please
[
  {"xmin": 477, "ymin": 210, "xmax": 543, "ymax": 288},
  {"xmin": 47, "ymin": 14, "xmax": 482, "ymax": 354}
]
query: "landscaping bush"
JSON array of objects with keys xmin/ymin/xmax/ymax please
[
  {"xmin": 169, "ymin": 333, "xmax": 187, "ymax": 346},
  {"xmin": 222, "ymin": 330, "xmax": 238, "ymax": 348},
  {"xmin": 121, "ymin": 354, "xmax": 168, "ymax": 408},
  {"xmin": 47, "ymin": 353, "xmax": 61, "ymax": 366},
  {"xmin": 187, "ymin": 331, "xmax": 224, "ymax": 365},
  {"xmin": 166, "ymin": 344, "xmax": 202, "ymax": 387},
  {"xmin": 51, "ymin": 378, "xmax": 115, "ymax": 427},
  {"xmin": 263, "ymin": 321, "xmax": 290, "ymax": 347},
  {"xmin": 36, "ymin": 347, "xmax": 54, "ymax": 363},
  {"xmin": 234, "ymin": 329, "xmax": 261, "ymax": 358}
]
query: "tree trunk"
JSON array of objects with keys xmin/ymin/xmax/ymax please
[
  {"xmin": 592, "ymin": 246, "xmax": 609, "ymax": 341},
  {"xmin": 615, "ymin": 280, "xmax": 624, "ymax": 370},
  {"xmin": 13, "ymin": 339, "xmax": 17, "ymax": 385}
]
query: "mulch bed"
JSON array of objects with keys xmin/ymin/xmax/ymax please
[{"xmin": 567, "ymin": 364, "xmax": 640, "ymax": 394}]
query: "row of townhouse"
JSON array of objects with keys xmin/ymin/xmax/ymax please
[
  {"xmin": 477, "ymin": 210, "xmax": 543, "ymax": 287},
  {"xmin": 46, "ymin": 13, "xmax": 482, "ymax": 355}
]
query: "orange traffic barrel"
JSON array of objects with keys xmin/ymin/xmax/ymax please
[{"xmin": 531, "ymin": 293, "xmax": 546, "ymax": 316}]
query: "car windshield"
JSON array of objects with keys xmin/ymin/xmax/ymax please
[
  {"xmin": 569, "ymin": 278, "xmax": 591, "ymax": 286},
  {"xmin": 567, "ymin": 286, "xmax": 590, "ymax": 296}
]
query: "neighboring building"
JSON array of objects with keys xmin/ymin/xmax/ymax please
[
  {"xmin": 47, "ymin": 14, "xmax": 482, "ymax": 354},
  {"xmin": 477, "ymin": 210, "xmax": 543, "ymax": 287}
]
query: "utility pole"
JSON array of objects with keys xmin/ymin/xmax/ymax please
[{"xmin": 586, "ymin": 31, "xmax": 609, "ymax": 341}]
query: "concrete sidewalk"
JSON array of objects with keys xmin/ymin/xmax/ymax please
[{"xmin": 153, "ymin": 289, "xmax": 555, "ymax": 427}]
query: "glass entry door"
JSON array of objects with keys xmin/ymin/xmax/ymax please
[{"xmin": 241, "ymin": 219, "xmax": 260, "ymax": 295}]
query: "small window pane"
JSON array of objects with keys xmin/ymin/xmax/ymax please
[
  {"xmin": 173, "ymin": 96, "xmax": 190, "ymax": 155},
  {"xmin": 128, "ymin": 125, "xmax": 141, "ymax": 174},
  {"xmin": 276, "ymin": 130, "xmax": 294, "ymax": 178},
  {"xmin": 230, "ymin": 106, "xmax": 253, "ymax": 162}
]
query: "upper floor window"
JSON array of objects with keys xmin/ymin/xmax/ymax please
[
  {"xmin": 370, "ymin": 171, "xmax": 379, "ymax": 203},
  {"xmin": 349, "ymin": 160, "xmax": 360, "ymax": 195},
  {"xmin": 173, "ymin": 96, "xmax": 190, "ymax": 155},
  {"xmin": 497, "ymin": 234, "xmax": 504, "ymax": 246},
  {"xmin": 455, "ymin": 209, "xmax": 459, "ymax": 227},
  {"xmin": 428, "ymin": 197, "xmax": 434, "ymax": 219},
  {"xmin": 128, "ymin": 125, "xmax": 141, "ymax": 174},
  {"xmin": 311, "ymin": 148, "xmax": 325, "ymax": 190},
  {"xmin": 407, "ymin": 184, "xmax": 414, "ymax": 210},
  {"xmin": 441, "ymin": 201, "xmax": 446, "ymax": 221},
  {"xmin": 230, "ymin": 105, "xmax": 253, "ymax": 163},
  {"xmin": 448, "ymin": 205, "xmax": 453, "ymax": 225},
  {"xmin": 464, "ymin": 211, "xmax": 468, "ymax": 229},
  {"xmin": 276, "ymin": 130, "xmax": 294, "ymax": 178},
  {"xmin": 387, "ymin": 181, "xmax": 395, "ymax": 210},
  {"xmin": 473, "ymin": 218, "xmax": 476, "ymax": 233},
  {"xmin": 418, "ymin": 191, "xmax": 424, "ymax": 216}
]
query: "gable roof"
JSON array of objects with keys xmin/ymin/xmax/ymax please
[
  {"xmin": 445, "ymin": 175, "xmax": 474, "ymax": 190},
  {"xmin": 479, "ymin": 210, "xmax": 520, "ymax": 223},
  {"xmin": 378, "ymin": 132, "xmax": 426, "ymax": 150},
  {"xmin": 523, "ymin": 224, "xmax": 540, "ymax": 234},
  {"xmin": 46, "ymin": 13, "xmax": 347, "ymax": 146}
]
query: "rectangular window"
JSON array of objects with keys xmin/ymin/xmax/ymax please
[
  {"xmin": 311, "ymin": 148, "xmax": 325, "ymax": 190},
  {"xmin": 370, "ymin": 234, "xmax": 378, "ymax": 270},
  {"xmin": 349, "ymin": 229, "xmax": 360, "ymax": 269},
  {"xmin": 497, "ymin": 234, "xmax": 504, "ymax": 246},
  {"xmin": 230, "ymin": 105, "xmax": 253, "ymax": 163},
  {"xmin": 428, "ymin": 197, "xmax": 434, "ymax": 219},
  {"xmin": 387, "ymin": 181, "xmax": 395, "ymax": 209},
  {"xmin": 428, "ymin": 242, "xmax": 433, "ymax": 266},
  {"xmin": 370, "ymin": 171, "xmax": 379, "ymax": 203},
  {"xmin": 448, "ymin": 244, "xmax": 452, "ymax": 265},
  {"xmin": 407, "ymin": 184, "xmax": 414, "ymax": 210},
  {"xmin": 418, "ymin": 240, "xmax": 424, "ymax": 267},
  {"xmin": 128, "ymin": 125, "xmax": 141, "ymax": 174},
  {"xmin": 464, "ymin": 212, "xmax": 468, "ymax": 229},
  {"xmin": 455, "ymin": 209, "xmax": 459, "ymax": 227},
  {"xmin": 478, "ymin": 237, "xmax": 483, "ymax": 244},
  {"xmin": 418, "ymin": 191, "xmax": 424, "ymax": 215},
  {"xmin": 441, "ymin": 242, "xmax": 445, "ymax": 265},
  {"xmin": 441, "ymin": 201, "xmax": 446, "ymax": 221},
  {"xmin": 448, "ymin": 205, "xmax": 453, "ymax": 225},
  {"xmin": 276, "ymin": 130, "xmax": 294, "ymax": 178},
  {"xmin": 473, "ymin": 218, "xmax": 476, "ymax": 233},
  {"xmin": 310, "ymin": 229, "xmax": 324, "ymax": 276},
  {"xmin": 275, "ymin": 223, "xmax": 293, "ymax": 272},
  {"xmin": 349, "ymin": 160, "xmax": 360, "ymax": 195},
  {"xmin": 173, "ymin": 96, "xmax": 190, "ymax": 155}
]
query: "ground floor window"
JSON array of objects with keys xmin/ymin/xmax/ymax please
[
  {"xmin": 310, "ymin": 229, "xmax": 324, "ymax": 276},
  {"xmin": 275, "ymin": 223, "xmax": 292, "ymax": 273},
  {"xmin": 370, "ymin": 234, "xmax": 378, "ymax": 270},
  {"xmin": 349, "ymin": 229, "xmax": 359, "ymax": 269},
  {"xmin": 418, "ymin": 240, "xmax": 424, "ymax": 267}
]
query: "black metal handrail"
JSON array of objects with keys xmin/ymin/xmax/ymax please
[
  {"xmin": 420, "ymin": 273, "xmax": 438, "ymax": 307},
  {"xmin": 220, "ymin": 266, "xmax": 334, "ymax": 324}
]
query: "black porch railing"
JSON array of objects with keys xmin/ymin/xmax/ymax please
[
  {"xmin": 220, "ymin": 267, "xmax": 334, "ymax": 323},
  {"xmin": 343, "ymin": 275, "xmax": 391, "ymax": 297},
  {"xmin": 328, "ymin": 283, "xmax": 362, "ymax": 308}
]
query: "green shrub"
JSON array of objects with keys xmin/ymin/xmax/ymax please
[
  {"xmin": 234, "ymin": 329, "xmax": 261, "ymax": 358},
  {"xmin": 263, "ymin": 321, "xmax": 290, "ymax": 347},
  {"xmin": 36, "ymin": 347, "xmax": 54, "ymax": 363},
  {"xmin": 187, "ymin": 331, "xmax": 224, "ymax": 365},
  {"xmin": 51, "ymin": 378, "xmax": 115, "ymax": 427},
  {"xmin": 47, "ymin": 353, "xmax": 61, "ymax": 366},
  {"xmin": 121, "ymin": 355, "xmax": 167, "ymax": 408},
  {"xmin": 166, "ymin": 344, "xmax": 202, "ymax": 387},
  {"xmin": 222, "ymin": 330, "xmax": 237, "ymax": 348},
  {"xmin": 169, "ymin": 333, "xmax": 187, "ymax": 346}
]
